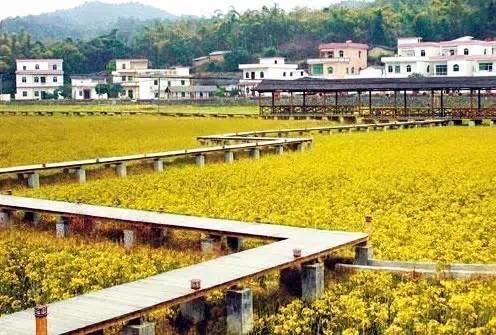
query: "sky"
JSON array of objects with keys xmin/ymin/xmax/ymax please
[{"xmin": 0, "ymin": 0, "xmax": 345, "ymax": 19}]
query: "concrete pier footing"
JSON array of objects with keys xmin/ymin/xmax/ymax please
[
  {"xmin": 296, "ymin": 143, "xmax": 305, "ymax": 152},
  {"xmin": 180, "ymin": 298, "xmax": 206, "ymax": 324},
  {"xmin": 226, "ymin": 288, "xmax": 253, "ymax": 335},
  {"xmin": 196, "ymin": 155, "xmax": 206, "ymax": 167},
  {"xmin": 123, "ymin": 321, "xmax": 156, "ymax": 335},
  {"xmin": 56, "ymin": 217, "xmax": 70, "ymax": 238},
  {"xmin": 0, "ymin": 210, "xmax": 13, "ymax": 228},
  {"xmin": 123, "ymin": 230, "xmax": 135, "ymax": 250},
  {"xmin": 225, "ymin": 151, "xmax": 235, "ymax": 164},
  {"xmin": 302, "ymin": 263, "xmax": 324, "ymax": 303},
  {"xmin": 116, "ymin": 163, "xmax": 127, "ymax": 178},
  {"xmin": 27, "ymin": 173, "xmax": 40, "ymax": 189},
  {"xmin": 275, "ymin": 145, "xmax": 284, "ymax": 155},
  {"xmin": 76, "ymin": 167, "xmax": 86, "ymax": 183},
  {"xmin": 201, "ymin": 234, "xmax": 222, "ymax": 253},
  {"xmin": 153, "ymin": 159, "xmax": 164, "ymax": 172},
  {"xmin": 249, "ymin": 148, "xmax": 260, "ymax": 160},
  {"xmin": 355, "ymin": 245, "xmax": 374, "ymax": 265}
]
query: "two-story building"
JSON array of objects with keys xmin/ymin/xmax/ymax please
[
  {"xmin": 238, "ymin": 57, "xmax": 307, "ymax": 96},
  {"xmin": 307, "ymin": 41, "xmax": 368, "ymax": 79},
  {"xmin": 71, "ymin": 73, "xmax": 109, "ymax": 100},
  {"xmin": 382, "ymin": 36, "xmax": 496, "ymax": 78},
  {"xmin": 15, "ymin": 59, "xmax": 64, "ymax": 100},
  {"xmin": 111, "ymin": 59, "xmax": 192, "ymax": 100}
]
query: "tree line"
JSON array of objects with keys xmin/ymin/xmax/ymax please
[{"xmin": 1, "ymin": 0, "xmax": 496, "ymax": 94}]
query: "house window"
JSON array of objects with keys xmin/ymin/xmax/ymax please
[
  {"xmin": 53, "ymin": 77, "xmax": 57, "ymax": 83},
  {"xmin": 260, "ymin": 72, "xmax": 264, "ymax": 79},
  {"xmin": 359, "ymin": 51, "xmax": 362, "ymax": 58},
  {"xmin": 346, "ymin": 68, "xmax": 349, "ymax": 74},
  {"xmin": 484, "ymin": 49, "xmax": 487, "ymax": 55},
  {"xmin": 22, "ymin": 77, "xmax": 27, "ymax": 83},
  {"xmin": 388, "ymin": 65, "xmax": 393, "ymax": 73},
  {"xmin": 181, "ymin": 80, "xmax": 185, "ymax": 85},
  {"xmin": 339, "ymin": 50, "xmax": 344, "ymax": 58},
  {"xmin": 168, "ymin": 81, "xmax": 171, "ymax": 86},
  {"xmin": 154, "ymin": 80, "xmax": 158, "ymax": 86},
  {"xmin": 128, "ymin": 76, "xmax": 133, "ymax": 81},
  {"xmin": 155, "ymin": 93, "xmax": 159, "ymax": 98},
  {"xmin": 34, "ymin": 91, "xmax": 39, "ymax": 97},
  {"xmin": 251, "ymin": 72, "xmax": 255, "ymax": 80},
  {"xmin": 181, "ymin": 92, "xmax": 186, "ymax": 98},
  {"xmin": 406, "ymin": 65, "xmax": 412, "ymax": 73},
  {"xmin": 200, "ymin": 92, "xmax": 204, "ymax": 98},
  {"xmin": 35, "ymin": 64, "xmax": 40, "ymax": 70},
  {"xmin": 312, "ymin": 64, "xmax": 323, "ymax": 75},
  {"xmin": 22, "ymin": 66, "xmax": 27, "ymax": 70},
  {"xmin": 421, "ymin": 50, "xmax": 426, "ymax": 57},
  {"xmin": 274, "ymin": 60, "xmax": 278, "ymax": 64},
  {"xmin": 427, "ymin": 65, "xmax": 430, "ymax": 73},
  {"xmin": 22, "ymin": 91, "xmax": 27, "ymax": 97},
  {"xmin": 290, "ymin": 72, "xmax": 293, "ymax": 77},
  {"xmin": 40, "ymin": 77, "xmax": 46, "ymax": 83},
  {"xmin": 453, "ymin": 64, "xmax": 460, "ymax": 72},
  {"xmin": 328, "ymin": 67, "xmax": 334, "ymax": 74},
  {"xmin": 464, "ymin": 48, "xmax": 469, "ymax": 55},
  {"xmin": 53, "ymin": 64, "xmax": 57, "ymax": 70},
  {"xmin": 34, "ymin": 77, "xmax": 39, "ymax": 83},
  {"xmin": 395, "ymin": 65, "xmax": 401, "ymax": 73},
  {"xmin": 479, "ymin": 63, "xmax": 493, "ymax": 72},
  {"xmin": 329, "ymin": 51, "xmax": 334, "ymax": 58},
  {"xmin": 245, "ymin": 72, "xmax": 249, "ymax": 79},
  {"xmin": 436, "ymin": 65, "xmax": 448, "ymax": 75},
  {"xmin": 351, "ymin": 67, "xmax": 355, "ymax": 74},
  {"xmin": 283, "ymin": 72, "xmax": 286, "ymax": 77},
  {"xmin": 122, "ymin": 76, "xmax": 126, "ymax": 82},
  {"xmin": 122, "ymin": 64, "xmax": 126, "ymax": 69},
  {"xmin": 450, "ymin": 50, "xmax": 455, "ymax": 56},
  {"xmin": 79, "ymin": 91, "xmax": 83, "ymax": 97},
  {"xmin": 300, "ymin": 71, "xmax": 304, "ymax": 76}
]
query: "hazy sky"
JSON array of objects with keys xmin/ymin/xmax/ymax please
[{"xmin": 0, "ymin": 1, "xmax": 342, "ymax": 19}]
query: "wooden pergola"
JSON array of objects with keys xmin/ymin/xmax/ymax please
[{"xmin": 255, "ymin": 77, "xmax": 496, "ymax": 119}]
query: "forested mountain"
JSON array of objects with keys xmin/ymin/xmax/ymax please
[
  {"xmin": 1, "ymin": 0, "xmax": 496, "ymax": 94},
  {"xmin": 0, "ymin": 1, "xmax": 176, "ymax": 41}
]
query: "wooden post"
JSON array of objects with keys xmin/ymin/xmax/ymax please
[
  {"xmin": 440, "ymin": 90, "xmax": 444, "ymax": 117},
  {"xmin": 35, "ymin": 305, "xmax": 48, "ymax": 335},
  {"xmin": 303, "ymin": 91, "xmax": 307, "ymax": 113},
  {"xmin": 394, "ymin": 90, "xmax": 398, "ymax": 116},
  {"xmin": 271, "ymin": 91, "xmax": 275, "ymax": 115},
  {"xmin": 403, "ymin": 90, "xmax": 407, "ymax": 116},
  {"xmin": 335, "ymin": 91, "xmax": 339, "ymax": 113},
  {"xmin": 478, "ymin": 89, "xmax": 481, "ymax": 115},
  {"xmin": 357, "ymin": 91, "xmax": 361, "ymax": 114},
  {"xmin": 470, "ymin": 89, "xmax": 474, "ymax": 113},
  {"xmin": 368, "ymin": 90, "xmax": 372, "ymax": 115},
  {"xmin": 290, "ymin": 92, "xmax": 294, "ymax": 114},
  {"xmin": 431, "ymin": 90, "xmax": 435, "ymax": 115}
]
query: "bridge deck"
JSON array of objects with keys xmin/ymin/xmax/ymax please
[{"xmin": 0, "ymin": 195, "xmax": 367, "ymax": 334}]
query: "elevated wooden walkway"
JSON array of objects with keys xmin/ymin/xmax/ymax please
[{"xmin": 0, "ymin": 195, "xmax": 367, "ymax": 334}]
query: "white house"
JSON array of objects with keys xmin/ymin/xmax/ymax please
[
  {"xmin": 71, "ymin": 73, "xmax": 108, "ymax": 100},
  {"xmin": 382, "ymin": 36, "xmax": 496, "ymax": 78},
  {"xmin": 15, "ymin": 59, "xmax": 64, "ymax": 100},
  {"xmin": 111, "ymin": 59, "xmax": 192, "ymax": 100},
  {"xmin": 238, "ymin": 57, "xmax": 307, "ymax": 96}
]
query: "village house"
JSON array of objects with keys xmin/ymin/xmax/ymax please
[
  {"xmin": 382, "ymin": 36, "xmax": 496, "ymax": 78},
  {"xmin": 238, "ymin": 57, "xmax": 307, "ymax": 96},
  {"xmin": 15, "ymin": 59, "xmax": 64, "ymax": 100},
  {"xmin": 307, "ymin": 40, "xmax": 369, "ymax": 79},
  {"xmin": 71, "ymin": 73, "xmax": 108, "ymax": 100},
  {"xmin": 193, "ymin": 51, "xmax": 231, "ymax": 68}
]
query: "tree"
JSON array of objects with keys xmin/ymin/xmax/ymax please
[{"xmin": 108, "ymin": 84, "xmax": 123, "ymax": 98}]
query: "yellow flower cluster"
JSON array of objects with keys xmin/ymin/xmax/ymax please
[
  {"xmin": 255, "ymin": 272, "xmax": 496, "ymax": 335},
  {"xmin": 22, "ymin": 127, "xmax": 496, "ymax": 263},
  {"xmin": 0, "ymin": 228, "xmax": 208, "ymax": 316}
]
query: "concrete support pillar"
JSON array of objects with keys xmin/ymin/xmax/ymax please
[
  {"xmin": 0, "ymin": 210, "xmax": 13, "ymax": 228},
  {"xmin": 462, "ymin": 119, "xmax": 475, "ymax": 127},
  {"xmin": 27, "ymin": 172, "xmax": 40, "ymax": 189},
  {"xmin": 24, "ymin": 211, "xmax": 41, "ymax": 225},
  {"xmin": 226, "ymin": 288, "xmax": 253, "ymax": 335},
  {"xmin": 302, "ymin": 263, "xmax": 324, "ymax": 303},
  {"xmin": 180, "ymin": 298, "xmax": 206, "ymax": 324},
  {"xmin": 75, "ymin": 167, "xmax": 86, "ymax": 183},
  {"xmin": 249, "ymin": 148, "xmax": 260, "ymax": 160},
  {"xmin": 275, "ymin": 145, "xmax": 284, "ymax": 155},
  {"xmin": 447, "ymin": 121, "xmax": 455, "ymax": 127},
  {"xmin": 224, "ymin": 151, "xmax": 234, "ymax": 164},
  {"xmin": 196, "ymin": 154, "xmax": 206, "ymax": 168},
  {"xmin": 56, "ymin": 217, "xmax": 70, "ymax": 238},
  {"xmin": 123, "ymin": 230, "xmax": 135, "ymax": 250},
  {"xmin": 116, "ymin": 163, "xmax": 127, "ymax": 178},
  {"xmin": 151, "ymin": 227, "xmax": 168, "ymax": 247},
  {"xmin": 227, "ymin": 236, "xmax": 243, "ymax": 253},
  {"xmin": 201, "ymin": 234, "xmax": 222, "ymax": 253},
  {"xmin": 355, "ymin": 245, "xmax": 374, "ymax": 266},
  {"xmin": 123, "ymin": 321, "xmax": 156, "ymax": 335},
  {"xmin": 482, "ymin": 119, "xmax": 495, "ymax": 127},
  {"xmin": 296, "ymin": 143, "xmax": 305, "ymax": 152},
  {"xmin": 153, "ymin": 159, "xmax": 164, "ymax": 172}
]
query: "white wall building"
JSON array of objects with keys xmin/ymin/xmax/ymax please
[
  {"xmin": 382, "ymin": 36, "xmax": 496, "ymax": 78},
  {"xmin": 71, "ymin": 74, "xmax": 108, "ymax": 100},
  {"xmin": 238, "ymin": 57, "xmax": 307, "ymax": 96},
  {"xmin": 15, "ymin": 59, "xmax": 64, "ymax": 100},
  {"xmin": 112, "ymin": 59, "xmax": 191, "ymax": 100}
]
